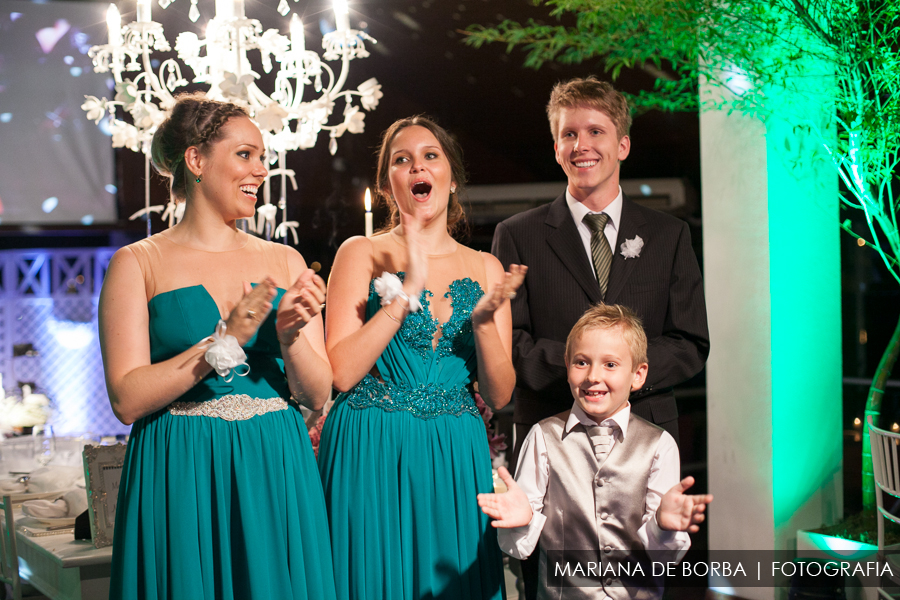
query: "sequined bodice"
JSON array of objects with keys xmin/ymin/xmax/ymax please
[{"xmin": 343, "ymin": 273, "xmax": 484, "ymax": 419}]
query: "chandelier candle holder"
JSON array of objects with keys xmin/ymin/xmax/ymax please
[{"xmin": 83, "ymin": 0, "xmax": 382, "ymax": 240}]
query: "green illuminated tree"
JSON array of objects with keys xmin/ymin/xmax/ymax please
[{"xmin": 466, "ymin": 0, "xmax": 900, "ymax": 511}]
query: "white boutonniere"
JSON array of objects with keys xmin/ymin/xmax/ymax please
[{"xmin": 619, "ymin": 235, "xmax": 644, "ymax": 259}]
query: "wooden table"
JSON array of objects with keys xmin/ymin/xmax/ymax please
[{"xmin": 11, "ymin": 514, "xmax": 112, "ymax": 600}]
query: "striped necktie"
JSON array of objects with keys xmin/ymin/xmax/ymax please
[
  {"xmin": 583, "ymin": 213, "xmax": 612, "ymax": 299},
  {"xmin": 585, "ymin": 424, "xmax": 613, "ymax": 467}
]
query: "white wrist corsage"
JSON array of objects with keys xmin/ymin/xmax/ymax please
[
  {"xmin": 619, "ymin": 235, "xmax": 644, "ymax": 259},
  {"xmin": 373, "ymin": 272, "xmax": 422, "ymax": 312},
  {"xmin": 204, "ymin": 320, "xmax": 250, "ymax": 382}
]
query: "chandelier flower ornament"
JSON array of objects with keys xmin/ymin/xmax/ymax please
[
  {"xmin": 84, "ymin": 0, "xmax": 382, "ymax": 241},
  {"xmin": 358, "ymin": 78, "xmax": 383, "ymax": 111},
  {"xmin": 110, "ymin": 120, "xmax": 141, "ymax": 151},
  {"xmin": 81, "ymin": 97, "xmax": 107, "ymax": 123},
  {"xmin": 218, "ymin": 72, "xmax": 256, "ymax": 101},
  {"xmin": 256, "ymin": 103, "xmax": 289, "ymax": 133}
]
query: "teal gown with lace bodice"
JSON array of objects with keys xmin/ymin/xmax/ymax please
[
  {"xmin": 317, "ymin": 275, "xmax": 505, "ymax": 600},
  {"xmin": 109, "ymin": 285, "xmax": 337, "ymax": 600}
]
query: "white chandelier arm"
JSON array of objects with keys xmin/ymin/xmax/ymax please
[
  {"xmin": 274, "ymin": 221, "xmax": 299, "ymax": 245},
  {"xmin": 327, "ymin": 54, "xmax": 352, "ymax": 101},
  {"xmin": 267, "ymin": 168, "xmax": 298, "ymax": 191},
  {"xmin": 129, "ymin": 205, "xmax": 165, "ymax": 220},
  {"xmin": 136, "ymin": 42, "xmax": 174, "ymax": 106},
  {"xmin": 247, "ymin": 83, "xmax": 275, "ymax": 109}
]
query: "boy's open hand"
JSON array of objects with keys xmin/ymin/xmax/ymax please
[
  {"xmin": 477, "ymin": 467, "xmax": 533, "ymax": 528},
  {"xmin": 657, "ymin": 476, "xmax": 713, "ymax": 533}
]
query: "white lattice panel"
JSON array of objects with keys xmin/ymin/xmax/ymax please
[{"xmin": 0, "ymin": 249, "xmax": 128, "ymax": 436}]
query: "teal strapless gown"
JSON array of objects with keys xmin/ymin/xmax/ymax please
[
  {"xmin": 109, "ymin": 286, "xmax": 337, "ymax": 600},
  {"xmin": 317, "ymin": 276, "xmax": 505, "ymax": 600}
]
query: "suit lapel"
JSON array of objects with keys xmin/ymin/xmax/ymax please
[
  {"xmin": 545, "ymin": 195, "xmax": 603, "ymax": 304},
  {"xmin": 605, "ymin": 196, "xmax": 646, "ymax": 304}
]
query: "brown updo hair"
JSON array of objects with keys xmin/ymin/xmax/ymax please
[
  {"xmin": 150, "ymin": 92, "xmax": 249, "ymax": 201},
  {"xmin": 374, "ymin": 115, "xmax": 468, "ymax": 237}
]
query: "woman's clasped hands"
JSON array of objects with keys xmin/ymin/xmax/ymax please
[
  {"xmin": 223, "ymin": 271, "xmax": 327, "ymax": 347},
  {"xmin": 276, "ymin": 269, "xmax": 327, "ymax": 345},
  {"xmin": 224, "ymin": 277, "xmax": 277, "ymax": 346}
]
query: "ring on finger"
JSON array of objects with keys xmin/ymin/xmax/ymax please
[
  {"xmin": 507, "ymin": 291, "xmax": 517, "ymax": 299},
  {"xmin": 247, "ymin": 309, "xmax": 257, "ymax": 319},
  {"xmin": 320, "ymin": 303, "xmax": 326, "ymax": 309}
]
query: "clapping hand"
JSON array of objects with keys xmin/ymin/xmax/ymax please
[
  {"xmin": 225, "ymin": 278, "xmax": 277, "ymax": 346},
  {"xmin": 477, "ymin": 467, "xmax": 533, "ymax": 529},
  {"xmin": 657, "ymin": 476, "xmax": 713, "ymax": 533},
  {"xmin": 276, "ymin": 269, "xmax": 327, "ymax": 345},
  {"xmin": 471, "ymin": 265, "xmax": 527, "ymax": 328}
]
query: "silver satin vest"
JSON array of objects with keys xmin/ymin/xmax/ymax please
[{"xmin": 537, "ymin": 411, "xmax": 664, "ymax": 600}]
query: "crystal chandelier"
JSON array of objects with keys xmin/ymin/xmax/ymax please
[{"xmin": 82, "ymin": 0, "xmax": 382, "ymax": 240}]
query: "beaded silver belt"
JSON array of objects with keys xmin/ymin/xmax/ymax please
[{"xmin": 167, "ymin": 394, "xmax": 288, "ymax": 421}]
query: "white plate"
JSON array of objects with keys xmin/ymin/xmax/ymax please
[
  {"xmin": 22, "ymin": 514, "xmax": 76, "ymax": 526},
  {"xmin": 4, "ymin": 489, "xmax": 67, "ymax": 503},
  {"xmin": 20, "ymin": 504, "xmax": 76, "ymax": 526}
]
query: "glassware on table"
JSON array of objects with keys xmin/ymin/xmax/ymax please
[{"xmin": 32, "ymin": 424, "xmax": 54, "ymax": 467}]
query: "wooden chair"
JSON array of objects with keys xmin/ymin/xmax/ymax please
[
  {"xmin": 869, "ymin": 416, "xmax": 900, "ymax": 549},
  {"xmin": 868, "ymin": 416, "xmax": 900, "ymax": 597}
]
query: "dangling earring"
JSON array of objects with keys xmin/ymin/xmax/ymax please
[{"xmin": 195, "ymin": 175, "xmax": 202, "ymax": 183}]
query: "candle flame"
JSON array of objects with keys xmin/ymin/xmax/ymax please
[
  {"xmin": 364, "ymin": 188, "xmax": 371, "ymax": 212},
  {"xmin": 333, "ymin": 0, "xmax": 349, "ymax": 16}
]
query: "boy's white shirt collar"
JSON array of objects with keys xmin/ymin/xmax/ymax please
[
  {"xmin": 565, "ymin": 186, "xmax": 624, "ymax": 232},
  {"xmin": 566, "ymin": 400, "xmax": 631, "ymax": 440}
]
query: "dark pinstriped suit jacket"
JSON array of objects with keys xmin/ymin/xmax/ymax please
[{"xmin": 491, "ymin": 193, "xmax": 710, "ymax": 431}]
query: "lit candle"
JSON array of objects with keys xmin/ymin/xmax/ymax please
[
  {"xmin": 333, "ymin": 0, "xmax": 350, "ymax": 31},
  {"xmin": 290, "ymin": 14, "xmax": 305, "ymax": 53},
  {"xmin": 364, "ymin": 188, "xmax": 373, "ymax": 237},
  {"xmin": 107, "ymin": 4, "xmax": 122, "ymax": 45},
  {"xmin": 136, "ymin": 0, "xmax": 151, "ymax": 22},
  {"xmin": 215, "ymin": 0, "xmax": 234, "ymax": 19}
]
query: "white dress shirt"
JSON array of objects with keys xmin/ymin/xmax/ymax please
[
  {"xmin": 566, "ymin": 187, "xmax": 624, "ymax": 278},
  {"xmin": 497, "ymin": 402, "xmax": 690, "ymax": 560}
]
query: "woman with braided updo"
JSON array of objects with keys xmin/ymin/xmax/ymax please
[{"xmin": 99, "ymin": 92, "xmax": 337, "ymax": 600}]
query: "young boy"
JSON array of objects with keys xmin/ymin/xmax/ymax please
[{"xmin": 478, "ymin": 304, "xmax": 712, "ymax": 599}]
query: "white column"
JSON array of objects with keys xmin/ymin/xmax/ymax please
[{"xmin": 701, "ymin": 81, "xmax": 842, "ymax": 599}]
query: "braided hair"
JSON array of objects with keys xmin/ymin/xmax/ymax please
[{"xmin": 150, "ymin": 92, "xmax": 249, "ymax": 201}]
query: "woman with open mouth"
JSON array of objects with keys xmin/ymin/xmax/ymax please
[{"xmin": 318, "ymin": 115, "xmax": 527, "ymax": 600}]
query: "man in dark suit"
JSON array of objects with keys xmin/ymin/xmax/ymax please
[
  {"xmin": 493, "ymin": 75, "xmax": 709, "ymax": 474},
  {"xmin": 492, "ymin": 74, "xmax": 709, "ymax": 600}
]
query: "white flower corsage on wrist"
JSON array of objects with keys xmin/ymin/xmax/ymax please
[
  {"xmin": 204, "ymin": 320, "xmax": 250, "ymax": 382},
  {"xmin": 373, "ymin": 272, "xmax": 422, "ymax": 312},
  {"xmin": 619, "ymin": 235, "xmax": 644, "ymax": 259}
]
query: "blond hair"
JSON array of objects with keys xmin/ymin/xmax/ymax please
[
  {"xmin": 546, "ymin": 76, "xmax": 632, "ymax": 141},
  {"xmin": 565, "ymin": 304, "xmax": 648, "ymax": 370}
]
